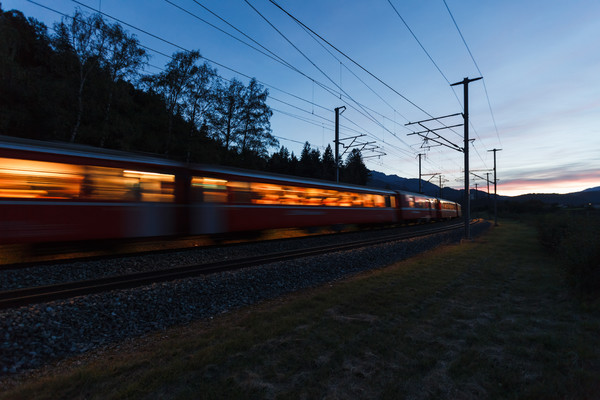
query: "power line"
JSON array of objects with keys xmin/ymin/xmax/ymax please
[
  {"xmin": 167, "ymin": 0, "xmax": 350, "ymax": 108},
  {"xmin": 273, "ymin": 135, "xmax": 326, "ymax": 151},
  {"xmin": 163, "ymin": 0, "xmax": 297, "ymax": 72},
  {"xmin": 294, "ymin": 15, "xmax": 407, "ymax": 120},
  {"xmin": 385, "ymin": 0, "xmax": 492, "ymax": 169},
  {"xmin": 267, "ymin": 0, "xmax": 435, "ymax": 118},
  {"xmin": 55, "ymin": 0, "xmax": 409, "ymax": 158},
  {"xmin": 27, "ymin": 0, "xmax": 474, "ymax": 183},
  {"xmin": 443, "ymin": 0, "xmax": 502, "ymax": 147},
  {"xmin": 245, "ymin": 0, "xmax": 416, "ymax": 154},
  {"xmin": 263, "ymin": 0, "xmax": 481, "ymax": 170},
  {"xmin": 165, "ymin": 0, "xmax": 419, "ymax": 155},
  {"xmin": 243, "ymin": 0, "xmax": 342, "ymax": 99},
  {"xmin": 386, "ymin": 0, "xmax": 452, "ymax": 87},
  {"xmin": 73, "ymin": 0, "xmax": 421, "ymax": 158},
  {"xmin": 26, "ymin": 0, "xmax": 351, "ymax": 156},
  {"xmin": 33, "ymin": 0, "xmax": 328, "ymax": 116},
  {"xmin": 187, "ymin": 0, "xmax": 296, "ymax": 71}
]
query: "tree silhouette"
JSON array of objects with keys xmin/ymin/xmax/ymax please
[
  {"xmin": 268, "ymin": 145, "xmax": 293, "ymax": 174},
  {"xmin": 142, "ymin": 50, "xmax": 201, "ymax": 155},
  {"xmin": 99, "ymin": 20, "xmax": 147, "ymax": 147},
  {"xmin": 239, "ymin": 78, "xmax": 277, "ymax": 157},
  {"xmin": 183, "ymin": 62, "xmax": 216, "ymax": 162},
  {"xmin": 322, "ymin": 144, "xmax": 336, "ymax": 181},
  {"xmin": 0, "ymin": 9, "xmax": 55, "ymax": 139},
  {"xmin": 342, "ymin": 148, "xmax": 369, "ymax": 185},
  {"xmin": 52, "ymin": 10, "xmax": 106, "ymax": 142},
  {"xmin": 299, "ymin": 142, "xmax": 322, "ymax": 179},
  {"xmin": 1, "ymin": 5, "xmax": 377, "ymax": 185},
  {"xmin": 207, "ymin": 78, "xmax": 245, "ymax": 159}
]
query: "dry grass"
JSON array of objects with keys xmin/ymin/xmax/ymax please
[{"xmin": 2, "ymin": 221, "xmax": 599, "ymax": 399}]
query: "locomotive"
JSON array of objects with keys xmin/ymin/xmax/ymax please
[{"xmin": 0, "ymin": 136, "xmax": 461, "ymax": 244}]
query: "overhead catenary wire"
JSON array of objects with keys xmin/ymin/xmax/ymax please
[
  {"xmin": 25, "ymin": 0, "xmax": 488, "ymax": 186},
  {"xmin": 35, "ymin": 1, "xmax": 336, "ymax": 114},
  {"xmin": 30, "ymin": 0, "xmax": 321, "ymax": 115},
  {"xmin": 25, "ymin": 0, "xmax": 340, "ymax": 156},
  {"xmin": 293, "ymin": 13, "xmax": 407, "ymax": 120},
  {"xmin": 34, "ymin": 1, "xmax": 425, "ymax": 164},
  {"xmin": 243, "ymin": 0, "xmax": 416, "ymax": 154},
  {"xmin": 165, "ymin": 0, "xmax": 418, "ymax": 155},
  {"xmin": 71, "ymin": 0, "xmax": 425, "ymax": 157},
  {"xmin": 383, "ymin": 0, "xmax": 493, "ymax": 170},
  {"xmin": 386, "ymin": 0, "xmax": 490, "ymax": 170},
  {"xmin": 263, "ymin": 0, "xmax": 480, "ymax": 173},
  {"xmin": 267, "ymin": 0, "xmax": 436, "ymax": 119},
  {"xmin": 35, "ymin": 0, "xmax": 406, "ymax": 160},
  {"xmin": 163, "ymin": 0, "xmax": 298, "ymax": 73},
  {"xmin": 443, "ymin": 0, "xmax": 502, "ymax": 147}
]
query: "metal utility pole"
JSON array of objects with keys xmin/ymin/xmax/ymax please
[
  {"xmin": 486, "ymin": 172, "xmax": 491, "ymax": 218},
  {"xmin": 418, "ymin": 153, "xmax": 424, "ymax": 193},
  {"xmin": 406, "ymin": 114, "xmax": 463, "ymax": 199},
  {"xmin": 488, "ymin": 148, "xmax": 502, "ymax": 226},
  {"xmin": 334, "ymin": 106, "xmax": 346, "ymax": 183},
  {"xmin": 451, "ymin": 77, "xmax": 482, "ymax": 240}
]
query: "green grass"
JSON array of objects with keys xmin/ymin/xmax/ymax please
[
  {"xmin": 2, "ymin": 221, "xmax": 599, "ymax": 399},
  {"xmin": 536, "ymin": 212, "xmax": 600, "ymax": 299}
]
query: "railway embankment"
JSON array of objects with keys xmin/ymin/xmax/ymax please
[
  {"xmin": 2, "ymin": 220, "xmax": 599, "ymax": 399},
  {"xmin": 1, "ymin": 223, "xmax": 485, "ymax": 380}
]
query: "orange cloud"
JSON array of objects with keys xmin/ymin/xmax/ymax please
[{"xmin": 498, "ymin": 171, "xmax": 600, "ymax": 196}]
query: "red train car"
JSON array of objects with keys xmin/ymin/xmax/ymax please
[
  {"xmin": 435, "ymin": 198, "xmax": 462, "ymax": 220},
  {"xmin": 0, "ymin": 136, "xmax": 185, "ymax": 244},
  {"xmin": 395, "ymin": 191, "xmax": 437, "ymax": 222},
  {"xmin": 0, "ymin": 136, "xmax": 462, "ymax": 245},
  {"xmin": 186, "ymin": 165, "xmax": 399, "ymax": 234}
]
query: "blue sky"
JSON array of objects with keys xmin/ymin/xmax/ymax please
[{"xmin": 4, "ymin": 0, "xmax": 600, "ymax": 196}]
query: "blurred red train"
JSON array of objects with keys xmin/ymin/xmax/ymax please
[{"xmin": 0, "ymin": 136, "xmax": 461, "ymax": 244}]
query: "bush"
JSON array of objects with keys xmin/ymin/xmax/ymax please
[
  {"xmin": 537, "ymin": 212, "xmax": 600, "ymax": 297},
  {"xmin": 537, "ymin": 214, "xmax": 570, "ymax": 250},
  {"xmin": 561, "ymin": 217, "xmax": 600, "ymax": 295}
]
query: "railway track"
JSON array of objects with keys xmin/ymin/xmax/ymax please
[
  {"xmin": 0, "ymin": 223, "xmax": 429, "ymax": 269},
  {"xmin": 0, "ymin": 220, "xmax": 473, "ymax": 310}
]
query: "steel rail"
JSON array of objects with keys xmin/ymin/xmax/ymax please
[
  {"xmin": 0, "ymin": 223, "xmax": 435, "ymax": 270},
  {"xmin": 0, "ymin": 221, "xmax": 475, "ymax": 309}
]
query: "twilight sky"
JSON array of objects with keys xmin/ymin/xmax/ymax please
[{"xmin": 4, "ymin": 0, "xmax": 600, "ymax": 196}]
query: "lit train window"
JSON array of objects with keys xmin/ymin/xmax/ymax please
[
  {"xmin": 191, "ymin": 177, "xmax": 227, "ymax": 203},
  {"xmin": 189, "ymin": 176, "xmax": 393, "ymax": 207},
  {"xmin": 245, "ymin": 182, "xmax": 389, "ymax": 208},
  {"xmin": 122, "ymin": 169, "xmax": 175, "ymax": 202},
  {"xmin": 414, "ymin": 198, "xmax": 431, "ymax": 209},
  {"xmin": 250, "ymin": 182, "xmax": 283, "ymax": 205},
  {"xmin": 0, "ymin": 158, "xmax": 80, "ymax": 199},
  {"xmin": 0, "ymin": 158, "xmax": 174, "ymax": 202}
]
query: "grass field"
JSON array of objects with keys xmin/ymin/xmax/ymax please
[{"xmin": 2, "ymin": 221, "xmax": 599, "ymax": 399}]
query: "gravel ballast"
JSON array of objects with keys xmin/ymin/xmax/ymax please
[{"xmin": 0, "ymin": 221, "xmax": 490, "ymax": 379}]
